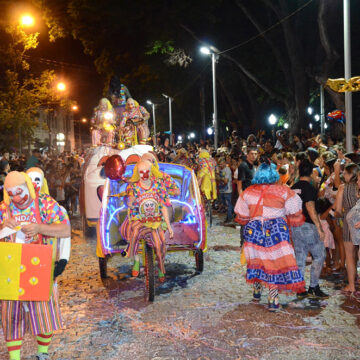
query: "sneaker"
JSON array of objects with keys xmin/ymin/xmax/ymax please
[
  {"xmin": 296, "ymin": 291, "xmax": 309, "ymax": 300},
  {"xmin": 36, "ymin": 354, "xmax": 50, "ymax": 360},
  {"xmin": 308, "ymin": 285, "xmax": 329, "ymax": 299},
  {"xmin": 252, "ymin": 290, "xmax": 261, "ymax": 302},
  {"xmin": 268, "ymin": 299, "xmax": 280, "ymax": 312},
  {"xmin": 132, "ymin": 260, "xmax": 140, "ymax": 277}
]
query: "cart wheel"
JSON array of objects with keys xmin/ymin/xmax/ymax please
[
  {"xmin": 144, "ymin": 243, "xmax": 155, "ymax": 302},
  {"xmin": 99, "ymin": 256, "xmax": 108, "ymax": 279},
  {"xmin": 206, "ymin": 200, "xmax": 213, "ymax": 228},
  {"xmin": 195, "ymin": 249, "xmax": 204, "ymax": 273}
]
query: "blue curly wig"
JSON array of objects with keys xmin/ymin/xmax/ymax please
[{"xmin": 252, "ymin": 162, "xmax": 279, "ymax": 185}]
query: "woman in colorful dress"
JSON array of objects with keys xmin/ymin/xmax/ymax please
[{"xmin": 234, "ymin": 157, "xmax": 306, "ymax": 311}]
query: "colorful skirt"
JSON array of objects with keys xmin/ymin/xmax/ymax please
[{"xmin": 243, "ymin": 217, "xmax": 305, "ymax": 294}]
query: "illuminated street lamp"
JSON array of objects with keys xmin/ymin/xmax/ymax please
[
  {"xmin": 284, "ymin": 123, "xmax": 289, "ymax": 129},
  {"xmin": 309, "ymin": 123, "xmax": 313, "ymax": 130},
  {"xmin": 57, "ymin": 82, "xmax": 66, "ymax": 92},
  {"xmin": 268, "ymin": 114, "xmax": 277, "ymax": 126},
  {"xmin": 190, "ymin": 132, "xmax": 195, "ymax": 139},
  {"xmin": 307, "ymin": 107, "xmax": 313, "ymax": 115},
  {"xmin": 20, "ymin": 14, "xmax": 35, "ymax": 27},
  {"xmin": 72, "ymin": 105, "xmax": 78, "ymax": 111},
  {"xmin": 177, "ymin": 135, "xmax": 182, "ymax": 142},
  {"xmin": 146, "ymin": 100, "xmax": 157, "ymax": 147},
  {"xmin": 314, "ymin": 114, "xmax": 320, "ymax": 122},
  {"xmin": 81, "ymin": 118, "xmax": 87, "ymax": 123},
  {"xmin": 207, "ymin": 127, "xmax": 213, "ymax": 135},
  {"xmin": 200, "ymin": 45, "xmax": 219, "ymax": 149}
]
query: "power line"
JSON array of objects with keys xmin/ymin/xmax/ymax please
[
  {"xmin": 23, "ymin": 54, "xmax": 96, "ymax": 73},
  {"xmin": 219, "ymin": 0, "xmax": 314, "ymax": 55}
]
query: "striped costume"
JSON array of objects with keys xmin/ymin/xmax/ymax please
[
  {"xmin": 0, "ymin": 194, "xmax": 69, "ymax": 341},
  {"xmin": 123, "ymin": 180, "xmax": 171, "ymax": 274},
  {"xmin": 235, "ymin": 184, "xmax": 306, "ymax": 294}
]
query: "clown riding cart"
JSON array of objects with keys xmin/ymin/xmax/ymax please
[{"xmin": 96, "ymin": 154, "xmax": 207, "ymax": 302}]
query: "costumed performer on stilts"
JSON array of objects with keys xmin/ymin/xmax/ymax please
[
  {"xmin": 234, "ymin": 157, "xmax": 306, "ymax": 311},
  {"xmin": 0, "ymin": 171, "xmax": 71, "ymax": 360}
]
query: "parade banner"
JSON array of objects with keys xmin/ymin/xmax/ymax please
[{"xmin": 0, "ymin": 242, "xmax": 54, "ymax": 301}]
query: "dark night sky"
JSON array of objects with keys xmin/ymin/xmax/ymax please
[{"xmin": 2, "ymin": 0, "xmax": 360, "ymax": 137}]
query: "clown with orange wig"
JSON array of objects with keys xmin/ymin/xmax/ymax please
[{"xmin": 0, "ymin": 171, "xmax": 71, "ymax": 360}]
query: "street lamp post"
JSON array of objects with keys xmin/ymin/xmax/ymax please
[
  {"xmin": 344, "ymin": 0, "xmax": 352, "ymax": 152},
  {"xmin": 147, "ymin": 100, "xmax": 157, "ymax": 147},
  {"xmin": 200, "ymin": 46, "xmax": 219, "ymax": 149},
  {"xmin": 162, "ymin": 94, "xmax": 173, "ymax": 146}
]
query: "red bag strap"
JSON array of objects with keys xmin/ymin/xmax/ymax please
[
  {"xmin": 33, "ymin": 193, "xmax": 43, "ymax": 244},
  {"xmin": 250, "ymin": 185, "xmax": 269, "ymax": 219}
]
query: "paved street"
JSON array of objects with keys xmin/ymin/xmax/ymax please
[{"xmin": 1, "ymin": 217, "xmax": 360, "ymax": 360}]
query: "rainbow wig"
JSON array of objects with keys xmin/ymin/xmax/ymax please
[{"xmin": 252, "ymin": 162, "xmax": 279, "ymax": 185}]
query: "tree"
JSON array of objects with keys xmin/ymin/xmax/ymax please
[{"xmin": 0, "ymin": 24, "xmax": 65, "ymax": 152}]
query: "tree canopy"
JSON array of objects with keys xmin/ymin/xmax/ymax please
[{"xmin": 33, "ymin": 0, "xmax": 360, "ymax": 137}]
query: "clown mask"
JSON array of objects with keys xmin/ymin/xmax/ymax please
[
  {"xmin": 27, "ymin": 171, "xmax": 44, "ymax": 192},
  {"xmin": 6, "ymin": 184, "xmax": 32, "ymax": 210}
]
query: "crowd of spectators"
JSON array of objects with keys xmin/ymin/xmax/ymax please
[
  {"xmin": 1, "ymin": 127, "xmax": 360, "ymax": 297},
  {"xmin": 0, "ymin": 149, "xmax": 83, "ymax": 216}
]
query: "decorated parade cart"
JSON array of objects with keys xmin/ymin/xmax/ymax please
[
  {"xmin": 80, "ymin": 145, "xmax": 152, "ymax": 234},
  {"xmin": 96, "ymin": 150, "xmax": 207, "ymax": 302}
]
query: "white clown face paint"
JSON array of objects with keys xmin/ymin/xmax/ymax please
[
  {"xmin": 27, "ymin": 171, "xmax": 44, "ymax": 192},
  {"xmin": 6, "ymin": 184, "xmax": 32, "ymax": 209}
]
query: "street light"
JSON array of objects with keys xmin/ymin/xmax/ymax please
[
  {"xmin": 20, "ymin": 14, "xmax": 35, "ymax": 27},
  {"xmin": 177, "ymin": 135, "xmax": 182, "ymax": 142},
  {"xmin": 81, "ymin": 118, "xmax": 87, "ymax": 123},
  {"xmin": 268, "ymin": 114, "xmax": 277, "ymax": 126},
  {"xmin": 309, "ymin": 123, "xmax": 313, "ymax": 130},
  {"xmin": 190, "ymin": 132, "xmax": 195, "ymax": 139},
  {"xmin": 147, "ymin": 100, "xmax": 157, "ymax": 147},
  {"xmin": 284, "ymin": 123, "xmax": 289, "ymax": 129},
  {"xmin": 307, "ymin": 107, "xmax": 313, "ymax": 115},
  {"xmin": 162, "ymin": 93, "xmax": 173, "ymax": 146},
  {"xmin": 314, "ymin": 114, "xmax": 320, "ymax": 122},
  {"xmin": 200, "ymin": 45, "xmax": 219, "ymax": 149},
  {"xmin": 72, "ymin": 105, "xmax": 78, "ymax": 111},
  {"xmin": 207, "ymin": 127, "xmax": 213, "ymax": 135},
  {"xmin": 57, "ymin": 82, "xmax": 66, "ymax": 92}
]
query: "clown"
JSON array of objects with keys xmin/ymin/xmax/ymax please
[
  {"xmin": 196, "ymin": 149, "xmax": 217, "ymax": 202},
  {"xmin": 122, "ymin": 161, "xmax": 173, "ymax": 282},
  {"xmin": 90, "ymin": 98, "xmax": 116, "ymax": 146},
  {"xmin": 126, "ymin": 153, "xmax": 180, "ymax": 277},
  {"xmin": 141, "ymin": 152, "xmax": 180, "ymax": 197},
  {"xmin": 120, "ymin": 98, "xmax": 150, "ymax": 145},
  {"xmin": 0, "ymin": 171, "xmax": 71, "ymax": 360},
  {"xmin": 26, "ymin": 167, "xmax": 72, "ymax": 268},
  {"xmin": 26, "ymin": 167, "xmax": 49, "ymax": 195}
]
